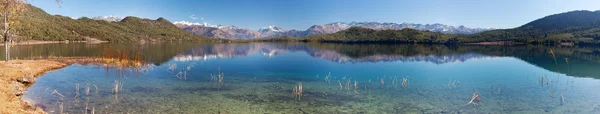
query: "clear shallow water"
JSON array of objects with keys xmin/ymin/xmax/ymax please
[{"xmin": 15, "ymin": 43, "xmax": 600, "ymax": 113}]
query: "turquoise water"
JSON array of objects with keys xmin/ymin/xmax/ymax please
[{"xmin": 20, "ymin": 43, "xmax": 600, "ymax": 113}]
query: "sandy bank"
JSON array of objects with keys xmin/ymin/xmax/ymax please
[{"xmin": 0, "ymin": 60, "xmax": 68, "ymax": 113}]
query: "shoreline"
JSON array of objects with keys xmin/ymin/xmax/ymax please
[
  {"xmin": 0, "ymin": 57, "xmax": 121, "ymax": 113},
  {"xmin": 464, "ymin": 41, "xmax": 525, "ymax": 45},
  {"xmin": 0, "ymin": 60, "xmax": 68, "ymax": 113},
  {"xmin": 0, "ymin": 39, "xmax": 108, "ymax": 46}
]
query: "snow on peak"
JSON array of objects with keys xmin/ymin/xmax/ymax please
[
  {"xmin": 173, "ymin": 21, "xmax": 232, "ymax": 28},
  {"xmin": 258, "ymin": 25, "xmax": 285, "ymax": 33},
  {"xmin": 173, "ymin": 21, "xmax": 203, "ymax": 26},
  {"xmin": 91, "ymin": 15, "xmax": 123, "ymax": 22}
]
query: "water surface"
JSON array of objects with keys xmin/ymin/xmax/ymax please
[{"xmin": 12, "ymin": 43, "xmax": 600, "ymax": 113}]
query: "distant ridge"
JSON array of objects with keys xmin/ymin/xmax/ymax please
[
  {"xmin": 174, "ymin": 21, "xmax": 493, "ymax": 39},
  {"xmin": 304, "ymin": 10, "xmax": 600, "ymax": 44},
  {"xmin": 465, "ymin": 10, "xmax": 600, "ymax": 43}
]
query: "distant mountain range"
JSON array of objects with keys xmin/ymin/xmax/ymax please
[
  {"xmin": 172, "ymin": 22, "xmax": 262, "ymax": 39},
  {"xmin": 171, "ymin": 21, "xmax": 493, "ymax": 39},
  {"xmin": 13, "ymin": 5, "xmax": 213, "ymax": 42}
]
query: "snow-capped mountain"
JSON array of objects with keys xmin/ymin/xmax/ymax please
[
  {"xmin": 91, "ymin": 15, "xmax": 123, "ymax": 22},
  {"xmin": 258, "ymin": 25, "xmax": 285, "ymax": 33},
  {"xmin": 345, "ymin": 22, "xmax": 492, "ymax": 34},
  {"xmin": 173, "ymin": 21, "xmax": 202, "ymax": 26},
  {"xmin": 174, "ymin": 21, "xmax": 261, "ymax": 39},
  {"xmin": 258, "ymin": 25, "xmax": 286, "ymax": 36},
  {"xmin": 174, "ymin": 21, "xmax": 494, "ymax": 39}
]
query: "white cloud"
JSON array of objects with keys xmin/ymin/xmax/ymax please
[{"xmin": 190, "ymin": 14, "xmax": 198, "ymax": 20}]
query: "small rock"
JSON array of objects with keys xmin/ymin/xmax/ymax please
[
  {"xmin": 16, "ymin": 76, "xmax": 35, "ymax": 84},
  {"xmin": 11, "ymin": 81, "xmax": 25, "ymax": 96}
]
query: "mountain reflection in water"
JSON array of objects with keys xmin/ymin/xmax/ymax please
[{"xmin": 2, "ymin": 43, "xmax": 600, "ymax": 78}]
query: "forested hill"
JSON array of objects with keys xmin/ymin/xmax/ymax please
[
  {"xmin": 305, "ymin": 27, "xmax": 454, "ymax": 43},
  {"xmin": 10, "ymin": 5, "xmax": 214, "ymax": 42},
  {"xmin": 463, "ymin": 10, "xmax": 600, "ymax": 44},
  {"xmin": 306, "ymin": 10, "xmax": 600, "ymax": 44}
]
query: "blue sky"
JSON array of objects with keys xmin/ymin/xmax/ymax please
[{"xmin": 31, "ymin": 0, "xmax": 600, "ymax": 30}]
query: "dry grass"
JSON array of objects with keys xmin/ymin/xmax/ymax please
[{"xmin": 0, "ymin": 60, "xmax": 67, "ymax": 114}]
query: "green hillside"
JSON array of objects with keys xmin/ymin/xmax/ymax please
[
  {"xmin": 10, "ymin": 5, "xmax": 214, "ymax": 42},
  {"xmin": 305, "ymin": 27, "xmax": 454, "ymax": 43},
  {"xmin": 462, "ymin": 10, "xmax": 600, "ymax": 44}
]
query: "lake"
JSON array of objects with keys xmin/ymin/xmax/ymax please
[{"xmin": 6, "ymin": 43, "xmax": 600, "ymax": 113}]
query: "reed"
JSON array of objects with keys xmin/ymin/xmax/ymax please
[
  {"xmin": 497, "ymin": 84, "xmax": 501, "ymax": 95},
  {"xmin": 565, "ymin": 57, "xmax": 569, "ymax": 90},
  {"xmin": 391, "ymin": 76, "xmax": 395, "ymax": 87},
  {"xmin": 401, "ymin": 76, "xmax": 408, "ymax": 88},
  {"xmin": 448, "ymin": 78, "xmax": 459, "ymax": 89},
  {"xmin": 84, "ymin": 93, "xmax": 90, "ymax": 114},
  {"xmin": 59, "ymin": 102, "xmax": 64, "ymax": 114},
  {"xmin": 217, "ymin": 71, "xmax": 224, "ymax": 86},
  {"xmin": 324, "ymin": 72, "xmax": 331, "ymax": 83},
  {"xmin": 467, "ymin": 89, "xmax": 481, "ymax": 106},
  {"xmin": 75, "ymin": 83, "xmax": 81, "ymax": 105},
  {"xmin": 354, "ymin": 80, "xmax": 358, "ymax": 94},
  {"xmin": 168, "ymin": 63, "xmax": 177, "ymax": 73},
  {"xmin": 51, "ymin": 89, "xmax": 65, "ymax": 100},
  {"xmin": 380, "ymin": 75, "xmax": 385, "ymax": 88},
  {"xmin": 133, "ymin": 51, "xmax": 143, "ymax": 67},
  {"xmin": 214, "ymin": 66, "xmax": 224, "ymax": 89},
  {"xmin": 538, "ymin": 75, "xmax": 543, "ymax": 86},
  {"xmin": 292, "ymin": 82, "xmax": 303, "ymax": 100},
  {"xmin": 448, "ymin": 78, "xmax": 452, "ymax": 89},
  {"xmin": 391, "ymin": 76, "xmax": 397, "ymax": 88},
  {"xmin": 560, "ymin": 92, "xmax": 565, "ymax": 105},
  {"xmin": 549, "ymin": 49, "xmax": 560, "ymax": 98},
  {"xmin": 93, "ymin": 85, "xmax": 98, "ymax": 95},
  {"xmin": 85, "ymin": 84, "xmax": 90, "ymax": 96},
  {"xmin": 100, "ymin": 48, "xmax": 147, "ymax": 76},
  {"xmin": 345, "ymin": 78, "xmax": 351, "ymax": 92},
  {"xmin": 210, "ymin": 74, "xmax": 216, "ymax": 81},
  {"xmin": 113, "ymin": 80, "xmax": 120, "ymax": 94},
  {"xmin": 338, "ymin": 80, "xmax": 343, "ymax": 90},
  {"xmin": 545, "ymin": 76, "xmax": 550, "ymax": 87},
  {"xmin": 175, "ymin": 70, "xmax": 184, "ymax": 80},
  {"xmin": 75, "ymin": 83, "xmax": 80, "ymax": 97},
  {"xmin": 113, "ymin": 80, "xmax": 123, "ymax": 103}
]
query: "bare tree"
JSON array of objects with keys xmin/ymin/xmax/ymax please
[{"xmin": 1, "ymin": 0, "xmax": 61, "ymax": 62}]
